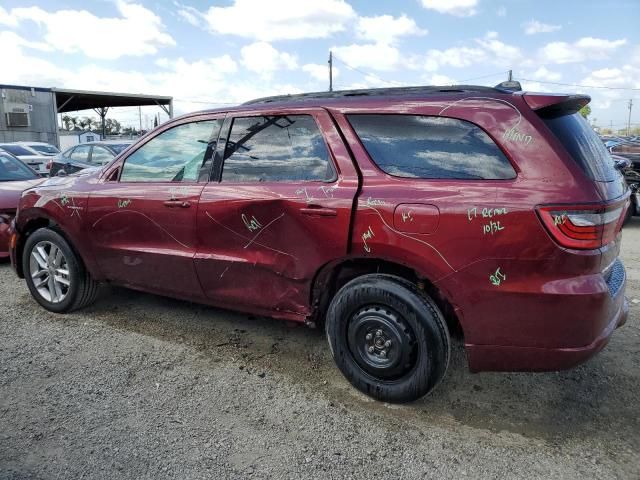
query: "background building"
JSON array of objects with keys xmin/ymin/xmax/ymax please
[{"xmin": 0, "ymin": 84, "xmax": 173, "ymax": 148}]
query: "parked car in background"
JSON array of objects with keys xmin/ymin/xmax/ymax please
[
  {"xmin": 49, "ymin": 140, "xmax": 134, "ymax": 176},
  {"xmin": 9, "ymin": 84, "xmax": 629, "ymax": 403},
  {"xmin": 0, "ymin": 143, "xmax": 50, "ymax": 176},
  {"xmin": 0, "ymin": 151, "xmax": 43, "ymax": 259},
  {"xmin": 605, "ymin": 140, "xmax": 640, "ymax": 224},
  {"xmin": 16, "ymin": 142, "xmax": 60, "ymax": 157}
]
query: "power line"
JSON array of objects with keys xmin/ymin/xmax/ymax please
[
  {"xmin": 331, "ymin": 55, "xmax": 404, "ymax": 87},
  {"xmin": 515, "ymin": 77, "xmax": 640, "ymax": 92},
  {"xmin": 456, "ymin": 71, "xmax": 510, "ymax": 84}
]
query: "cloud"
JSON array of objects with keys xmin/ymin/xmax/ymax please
[
  {"xmin": 0, "ymin": 6, "xmax": 18, "ymax": 26},
  {"xmin": 302, "ymin": 63, "xmax": 340, "ymax": 83},
  {"xmin": 332, "ymin": 43, "xmax": 402, "ymax": 72},
  {"xmin": 523, "ymin": 20, "xmax": 561, "ymax": 35},
  {"xmin": 420, "ymin": 0, "xmax": 478, "ymax": 17},
  {"xmin": 174, "ymin": 1, "xmax": 204, "ymax": 28},
  {"xmin": 5, "ymin": 1, "xmax": 175, "ymax": 60},
  {"xmin": 539, "ymin": 37, "xmax": 626, "ymax": 64},
  {"xmin": 356, "ymin": 14, "xmax": 426, "ymax": 45},
  {"xmin": 240, "ymin": 42, "xmax": 298, "ymax": 78},
  {"xmin": 423, "ymin": 32, "xmax": 522, "ymax": 71},
  {"xmin": 531, "ymin": 66, "xmax": 562, "ymax": 82},
  {"xmin": 202, "ymin": 0, "xmax": 355, "ymax": 41}
]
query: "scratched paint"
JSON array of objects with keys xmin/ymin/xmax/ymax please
[
  {"xmin": 361, "ymin": 226, "xmax": 375, "ymax": 253},
  {"xmin": 241, "ymin": 214, "xmax": 263, "ymax": 232},
  {"xmin": 489, "ymin": 267, "xmax": 506, "ymax": 286}
]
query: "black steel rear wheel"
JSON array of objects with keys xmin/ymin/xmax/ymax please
[{"xmin": 326, "ymin": 274, "xmax": 450, "ymax": 403}]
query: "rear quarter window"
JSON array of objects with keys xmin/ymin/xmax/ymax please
[
  {"xmin": 347, "ymin": 114, "xmax": 516, "ymax": 180},
  {"xmin": 541, "ymin": 113, "xmax": 618, "ymax": 182}
]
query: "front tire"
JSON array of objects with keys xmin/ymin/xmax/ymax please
[
  {"xmin": 22, "ymin": 228, "xmax": 99, "ymax": 313},
  {"xmin": 325, "ymin": 274, "xmax": 450, "ymax": 403}
]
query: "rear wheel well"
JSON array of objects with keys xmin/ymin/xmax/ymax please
[{"xmin": 310, "ymin": 258, "xmax": 463, "ymax": 338}]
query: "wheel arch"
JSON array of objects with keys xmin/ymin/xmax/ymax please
[{"xmin": 309, "ymin": 256, "xmax": 463, "ymax": 338}]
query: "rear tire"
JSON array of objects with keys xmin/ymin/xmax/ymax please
[
  {"xmin": 22, "ymin": 228, "xmax": 99, "ymax": 313},
  {"xmin": 325, "ymin": 274, "xmax": 450, "ymax": 403}
]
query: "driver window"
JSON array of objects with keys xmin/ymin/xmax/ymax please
[{"xmin": 120, "ymin": 119, "xmax": 221, "ymax": 183}]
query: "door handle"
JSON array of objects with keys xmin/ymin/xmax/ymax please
[
  {"xmin": 163, "ymin": 200, "xmax": 191, "ymax": 208},
  {"xmin": 299, "ymin": 205, "xmax": 337, "ymax": 217}
]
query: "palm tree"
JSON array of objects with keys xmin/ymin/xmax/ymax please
[{"xmin": 61, "ymin": 115, "xmax": 72, "ymax": 130}]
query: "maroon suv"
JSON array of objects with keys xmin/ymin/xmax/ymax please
[{"xmin": 9, "ymin": 84, "xmax": 629, "ymax": 403}]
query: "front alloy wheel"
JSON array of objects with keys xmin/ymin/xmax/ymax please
[{"xmin": 29, "ymin": 241, "xmax": 70, "ymax": 303}]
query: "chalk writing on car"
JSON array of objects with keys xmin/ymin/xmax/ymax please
[
  {"xmin": 503, "ymin": 127, "xmax": 533, "ymax": 145},
  {"xmin": 60, "ymin": 194, "xmax": 70, "ymax": 206},
  {"xmin": 553, "ymin": 214, "xmax": 568, "ymax": 226},
  {"xmin": 169, "ymin": 186, "xmax": 189, "ymax": 199},
  {"xmin": 362, "ymin": 226, "xmax": 375, "ymax": 253},
  {"xmin": 489, "ymin": 267, "xmax": 506, "ymax": 286},
  {"xmin": 366, "ymin": 197, "xmax": 386, "ymax": 207},
  {"xmin": 242, "ymin": 214, "xmax": 263, "ymax": 232},
  {"xmin": 483, "ymin": 220, "xmax": 505, "ymax": 235},
  {"xmin": 319, "ymin": 185, "xmax": 337, "ymax": 198},
  {"xmin": 117, "ymin": 199, "xmax": 132, "ymax": 209},
  {"xmin": 295, "ymin": 187, "xmax": 314, "ymax": 202},
  {"xmin": 468, "ymin": 206, "xmax": 508, "ymax": 222},
  {"xmin": 401, "ymin": 210, "xmax": 414, "ymax": 222}
]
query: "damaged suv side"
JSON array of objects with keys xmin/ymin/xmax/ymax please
[{"xmin": 10, "ymin": 84, "xmax": 629, "ymax": 403}]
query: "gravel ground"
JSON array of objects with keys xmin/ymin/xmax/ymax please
[{"xmin": 1, "ymin": 219, "xmax": 639, "ymax": 479}]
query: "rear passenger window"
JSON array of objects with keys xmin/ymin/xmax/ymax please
[
  {"xmin": 348, "ymin": 115, "xmax": 516, "ymax": 180},
  {"xmin": 222, "ymin": 115, "xmax": 334, "ymax": 182}
]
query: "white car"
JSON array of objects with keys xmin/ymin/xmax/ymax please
[
  {"xmin": 0, "ymin": 143, "xmax": 50, "ymax": 176},
  {"xmin": 15, "ymin": 141, "xmax": 60, "ymax": 157}
]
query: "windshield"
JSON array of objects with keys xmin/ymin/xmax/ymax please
[
  {"xmin": 29, "ymin": 144, "xmax": 59, "ymax": 154},
  {"xmin": 542, "ymin": 113, "xmax": 618, "ymax": 182},
  {"xmin": 110, "ymin": 144, "xmax": 131, "ymax": 154},
  {"xmin": 0, "ymin": 153, "xmax": 39, "ymax": 181},
  {"xmin": 0, "ymin": 145, "xmax": 33, "ymax": 156}
]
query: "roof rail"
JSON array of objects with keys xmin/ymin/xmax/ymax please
[{"xmin": 243, "ymin": 84, "xmax": 506, "ymax": 105}]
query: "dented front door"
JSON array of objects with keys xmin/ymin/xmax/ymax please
[{"xmin": 194, "ymin": 108, "xmax": 359, "ymax": 320}]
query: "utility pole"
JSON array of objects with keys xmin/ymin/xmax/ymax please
[
  {"xmin": 138, "ymin": 106, "xmax": 142, "ymax": 134},
  {"xmin": 508, "ymin": 69, "xmax": 513, "ymax": 81},
  {"xmin": 627, "ymin": 99, "xmax": 633, "ymax": 137},
  {"xmin": 328, "ymin": 51, "xmax": 333, "ymax": 92}
]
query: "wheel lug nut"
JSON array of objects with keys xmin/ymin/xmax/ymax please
[
  {"xmin": 384, "ymin": 340, "xmax": 391, "ymax": 348},
  {"xmin": 375, "ymin": 330, "xmax": 382, "ymax": 337},
  {"xmin": 368, "ymin": 346, "xmax": 375, "ymax": 353},
  {"xmin": 380, "ymin": 350, "xmax": 387, "ymax": 358},
  {"xmin": 365, "ymin": 333, "xmax": 372, "ymax": 341}
]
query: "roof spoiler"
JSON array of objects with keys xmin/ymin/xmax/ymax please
[{"xmin": 523, "ymin": 93, "xmax": 591, "ymax": 117}]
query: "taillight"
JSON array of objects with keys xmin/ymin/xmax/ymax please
[{"xmin": 537, "ymin": 201, "xmax": 627, "ymax": 250}]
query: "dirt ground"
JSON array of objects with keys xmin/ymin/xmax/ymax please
[{"xmin": 1, "ymin": 219, "xmax": 639, "ymax": 480}]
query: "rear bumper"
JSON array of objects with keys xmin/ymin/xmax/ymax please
[{"xmin": 466, "ymin": 296, "xmax": 628, "ymax": 371}]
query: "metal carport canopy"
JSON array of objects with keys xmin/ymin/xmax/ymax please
[
  {"xmin": 52, "ymin": 87, "xmax": 173, "ymax": 140},
  {"xmin": 53, "ymin": 88, "xmax": 173, "ymax": 115}
]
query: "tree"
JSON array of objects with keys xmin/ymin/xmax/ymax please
[
  {"xmin": 61, "ymin": 115, "xmax": 73, "ymax": 130},
  {"xmin": 579, "ymin": 105, "xmax": 591, "ymax": 119}
]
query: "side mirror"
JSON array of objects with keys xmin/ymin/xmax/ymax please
[{"xmin": 57, "ymin": 169, "xmax": 67, "ymax": 177}]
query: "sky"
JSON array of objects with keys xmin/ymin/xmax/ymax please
[{"xmin": 1, "ymin": 0, "xmax": 639, "ymax": 131}]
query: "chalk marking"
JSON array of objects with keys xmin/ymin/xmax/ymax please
[
  {"xmin": 241, "ymin": 214, "xmax": 262, "ymax": 232},
  {"xmin": 92, "ymin": 210, "xmax": 191, "ymax": 249},
  {"xmin": 220, "ymin": 266, "xmax": 229, "ymax": 278},
  {"xmin": 361, "ymin": 226, "xmax": 375, "ymax": 253},
  {"xmin": 205, "ymin": 212, "xmax": 296, "ymax": 260},
  {"xmin": 244, "ymin": 213, "xmax": 285, "ymax": 249},
  {"xmin": 489, "ymin": 267, "xmax": 506, "ymax": 286},
  {"xmin": 363, "ymin": 205, "xmax": 455, "ymax": 272}
]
